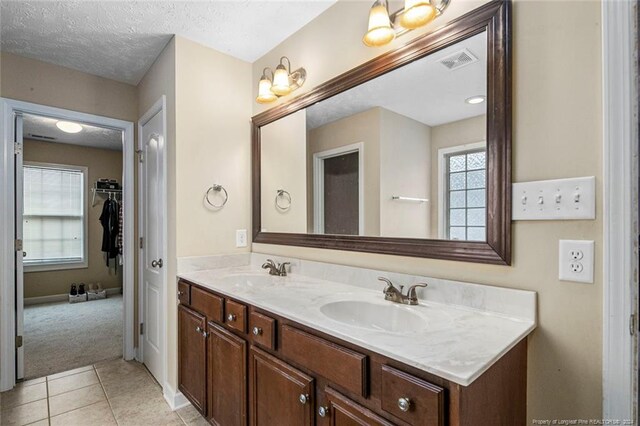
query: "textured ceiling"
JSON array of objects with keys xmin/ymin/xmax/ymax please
[
  {"xmin": 306, "ymin": 32, "xmax": 487, "ymax": 129},
  {"xmin": 24, "ymin": 114, "xmax": 123, "ymax": 151},
  {"xmin": 1, "ymin": 0, "xmax": 337, "ymax": 85}
]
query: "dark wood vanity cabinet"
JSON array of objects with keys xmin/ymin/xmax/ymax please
[
  {"xmin": 177, "ymin": 279, "xmax": 527, "ymax": 426},
  {"xmin": 250, "ymin": 347, "xmax": 315, "ymax": 426},
  {"xmin": 178, "ymin": 305, "xmax": 207, "ymax": 413}
]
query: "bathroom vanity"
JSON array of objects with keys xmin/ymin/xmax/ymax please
[{"xmin": 176, "ymin": 262, "xmax": 535, "ymax": 426}]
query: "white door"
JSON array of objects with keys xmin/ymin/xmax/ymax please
[
  {"xmin": 139, "ymin": 109, "xmax": 165, "ymax": 383},
  {"xmin": 14, "ymin": 113, "xmax": 24, "ymax": 380}
]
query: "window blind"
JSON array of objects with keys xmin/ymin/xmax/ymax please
[{"xmin": 23, "ymin": 164, "xmax": 85, "ymax": 266}]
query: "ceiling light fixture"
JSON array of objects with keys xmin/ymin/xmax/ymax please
[
  {"xmin": 363, "ymin": 0, "xmax": 450, "ymax": 47},
  {"xmin": 255, "ymin": 57, "xmax": 306, "ymax": 104},
  {"xmin": 56, "ymin": 121, "xmax": 83, "ymax": 133},
  {"xmin": 465, "ymin": 95, "xmax": 486, "ymax": 105}
]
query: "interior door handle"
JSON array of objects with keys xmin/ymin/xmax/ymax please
[{"xmin": 151, "ymin": 259, "xmax": 163, "ymax": 268}]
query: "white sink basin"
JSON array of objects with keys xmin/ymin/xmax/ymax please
[{"xmin": 319, "ymin": 300, "xmax": 427, "ymax": 333}]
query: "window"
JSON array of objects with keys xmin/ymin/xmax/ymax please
[
  {"xmin": 439, "ymin": 143, "xmax": 486, "ymax": 241},
  {"xmin": 23, "ymin": 163, "xmax": 88, "ymax": 271}
]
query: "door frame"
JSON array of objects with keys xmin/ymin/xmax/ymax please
[
  {"xmin": 0, "ymin": 98, "xmax": 135, "ymax": 391},
  {"xmin": 312, "ymin": 142, "xmax": 364, "ymax": 235},
  {"xmin": 602, "ymin": 0, "xmax": 638, "ymax": 421},
  {"xmin": 136, "ymin": 96, "xmax": 168, "ymax": 392}
]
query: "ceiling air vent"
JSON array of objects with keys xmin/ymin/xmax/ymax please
[
  {"xmin": 438, "ymin": 49, "xmax": 478, "ymax": 70},
  {"xmin": 27, "ymin": 133, "xmax": 57, "ymax": 141}
]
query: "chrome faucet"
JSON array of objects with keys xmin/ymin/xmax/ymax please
[
  {"xmin": 261, "ymin": 259, "xmax": 290, "ymax": 277},
  {"xmin": 379, "ymin": 277, "xmax": 427, "ymax": 305}
]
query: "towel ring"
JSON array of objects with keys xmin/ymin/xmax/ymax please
[
  {"xmin": 205, "ymin": 184, "xmax": 228, "ymax": 209},
  {"xmin": 275, "ymin": 189, "xmax": 291, "ymax": 211}
]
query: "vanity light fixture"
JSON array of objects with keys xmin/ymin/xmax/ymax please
[
  {"xmin": 363, "ymin": 0, "xmax": 450, "ymax": 47},
  {"xmin": 465, "ymin": 95, "xmax": 486, "ymax": 105},
  {"xmin": 255, "ymin": 57, "xmax": 307, "ymax": 104},
  {"xmin": 56, "ymin": 120, "xmax": 83, "ymax": 133}
]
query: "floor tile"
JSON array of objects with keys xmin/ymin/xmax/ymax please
[
  {"xmin": 15, "ymin": 378, "xmax": 45, "ymax": 387},
  {"xmin": 176, "ymin": 404, "xmax": 203, "ymax": 423},
  {"xmin": 23, "ymin": 420, "xmax": 48, "ymax": 426},
  {"xmin": 50, "ymin": 400, "xmax": 116, "ymax": 426},
  {"xmin": 46, "ymin": 365, "xmax": 93, "ymax": 381},
  {"xmin": 0, "ymin": 398, "xmax": 48, "ymax": 426},
  {"xmin": 0, "ymin": 382, "xmax": 47, "ymax": 410},
  {"xmin": 48, "ymin": 383, "xmax": 105, "ymax": 417},
  {"xmin": 48, "ymin": 370, "xmax": 99, "ymax": 396},
  {"xmin": 110, "ymin": 394, "xmax": 183, "ymax": 426}
]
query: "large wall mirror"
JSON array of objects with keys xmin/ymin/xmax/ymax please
[{"xmin": 252, "ymin": 0, "xmax": 511, "ymax": 264}]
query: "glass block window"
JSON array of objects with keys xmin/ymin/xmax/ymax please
[
  {"xmin": 23, "ymin": 163, "xmax": 87, "ymax": 269},
  {"xmin": 445, "ymin": 149, "xmax": 486, "ymax": 241}
]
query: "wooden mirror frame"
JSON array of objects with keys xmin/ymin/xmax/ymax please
[{"xmin": 251, "ymin": 0, "xmax": 511, "ymax": 265}]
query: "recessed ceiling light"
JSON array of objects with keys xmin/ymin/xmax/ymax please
[
  {"xmin": 56, "ymin": 121, "xmax": 83, "ymax": 133},
  {"xmin": 465, "ymin": 95, "xmax": 486, "ymax": 105}
]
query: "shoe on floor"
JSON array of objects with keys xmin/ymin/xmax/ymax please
[
  {"xmin": 70, "ymin": 284, "xmax": 77, "ymax": 296},
  {"xmin": 78, "ymin": 284, "xmax": 85, "ymax": 295}
]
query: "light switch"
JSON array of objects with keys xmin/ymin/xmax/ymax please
[{"xmin": 512, "ymin": 176, "xmax": 595, "ymax": 220}]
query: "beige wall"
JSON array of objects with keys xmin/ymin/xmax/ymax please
[
  {"xmin": 308, "ymin": 108, "xmax": 381, "ymax": 235},
  {"xmin": 23, "ymin": 139, "xmax": 123, "ymax": 298},
  {"xmin": 1, "ymin": 52, "xmax": 137, "ymax": 122},
  {"xmin": 379, "ymin": 108, "xmax": 430, "ymax": 238},
  {"xmin": 261, "ymin": 110, "xmax": 307, "ymax": 233},
  {"xmin": 430, "ymin": 114, "xmax": 486, "ymax": 237},
  {"xmin": 252, "ymin": 0, "xmax": 603, "ymax": 421}
]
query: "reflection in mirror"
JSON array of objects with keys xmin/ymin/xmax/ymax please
[{"xmin": 261, "ymin": 31, "xmax": 487, "ymax": 241}]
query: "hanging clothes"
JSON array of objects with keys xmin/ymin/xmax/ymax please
[{"xmin": 99, "ymin": 198, "xmax": 120, "ymax": 268}]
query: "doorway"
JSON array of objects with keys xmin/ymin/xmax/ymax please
[
  {"xmin": 0, "ymin": 99, "xmax": 135, "ymax": 391},
  {"xmin": 313, "ymin": 142, "xmax": 364, "ymax": 235}
]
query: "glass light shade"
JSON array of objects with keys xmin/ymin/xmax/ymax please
[
  {"xmin": 271, "ymin": 65, "xmax": 292, "ymax": 96},
  {"xmin": 399, "ymin": 0, "xmax": 436, "ymax": 29},
  {"xmin": 363, "ymin": 1, "xmax": 395, "ymax": 47},
  {"xmin": 56, "ymin": 121, "xmax": 83, "ymax": 133},
  {"xmin": 256, "ymin": 77, "xmax": 277, "ymax": 104}
]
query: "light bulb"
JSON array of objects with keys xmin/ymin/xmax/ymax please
[
  {"xmin": 271, "ymin": 64, "xmax": 292, "ymax": 96},
  {"xmin": 256, "ymin": 76, "xmax": 277, "ymax": 104},
  {"xmin": 56, "ymin": 121, "xmax": 83, "ymax": 133},
  {"xmin": 399, "ymin": 0, "xmax": 436, "ymax": 30},
  {"xmin": 363, "ymin": 0, "xmax": 395, "ymax": 47}
]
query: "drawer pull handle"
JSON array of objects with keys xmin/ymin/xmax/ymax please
[
  {"xmin": 227, "ymin": 314, "xmax": 236, "ymax": 322},
  {"xmin": 318, "ymin": 406, "xmax": 330, "ymax": 417},
  {"xmin": 299, "ymin": 394, "xmax": 309, "ymax": 404},
  {"xmin": 252, "ymin": 326, "xmax": 263, "ymax": 336},
  {"xmin": 398, "ymin": 397, "xmax": 411, "ymax": 412}
]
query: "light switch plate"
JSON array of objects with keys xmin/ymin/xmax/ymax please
[
  {"xmin": 512, "ymin": 176, "xmax": 596, "ymax": 220},
  {"xmin": 559, "ymin": 240, "xmax": 594, "ymax": 283}
]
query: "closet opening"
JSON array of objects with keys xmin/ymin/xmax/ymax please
[{"xmin": 16, "ymin": 111, "xmax": 129, "ymax": 380}]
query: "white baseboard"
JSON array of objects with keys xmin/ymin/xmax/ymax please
[
  {"xmin": 24, "ymin": 287, "xmax": 122, "ymax": 305},
  {"xmin": 163, "ymin": 383, "xmax": 190, "ymax": 411}
]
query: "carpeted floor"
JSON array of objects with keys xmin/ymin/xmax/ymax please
[{"xmin": 24, "ymin": 295, "xmax": 123, "ymax": 379}]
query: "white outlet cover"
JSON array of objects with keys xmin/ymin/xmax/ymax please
[
  {"xmin": 236, "ymin": 229, "xmax": 248, "ymax": 248},
  {"xmin": 559, "ymin": 240, "xmax": 594, "ymax": 283}
]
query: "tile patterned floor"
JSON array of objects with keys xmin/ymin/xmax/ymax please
[{"xmin": 0, "ymin": 358, "xmax": 208, "ymax": 426}]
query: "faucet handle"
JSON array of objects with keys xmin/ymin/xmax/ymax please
[
  {"xmin": 378, "ymin": 276, "xmax": 394, "ymax": 290},
  {"xmin": 406, "ymin": 283, "xmax": 428, "ymax": 302}
]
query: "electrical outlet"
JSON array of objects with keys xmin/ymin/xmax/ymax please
[
  {"xmin": 559, "ymin": 240, "xmax": 594, "ymax": 283},
  {"xmin": 236, "ymin": 229, "xmax": 247, "ymax": 248}
]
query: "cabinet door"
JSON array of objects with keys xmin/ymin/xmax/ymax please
[
  {"xmin": 178, "ymin": 305, "xmax": 207, "ymax": 413},
  {"xmin": 250, "ymin": 347, "xmax": 314, "ymax": 426},
  {"xmin": 323, "ymin": 387, "xmax": 394, "ymax": 426},
  {"xmin": 207, "ymin": 323, "xmax": 247, "ymax": 426}
]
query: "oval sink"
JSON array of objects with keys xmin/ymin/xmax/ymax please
[{"xmin": 319, "ymin": 301, "xmax": 427, "ymax": 333}]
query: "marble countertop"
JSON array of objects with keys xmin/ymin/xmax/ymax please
[{"xmin": 178, "ymin": 265, "xmax": 536, "ymax": 386}]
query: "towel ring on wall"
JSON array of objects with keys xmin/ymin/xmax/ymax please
[
  {"xmin": 205, "ymin": 184, "xmax": 228, "ymax": 209},
  {"xmin": 275, "ymin": 189, "xmax": 292, "ymax": 211}
]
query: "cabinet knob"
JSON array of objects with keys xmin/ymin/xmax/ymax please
[
  {"xmin": 299, "ymin": 394, "xmax": 309, "ymax": 405},
  {"xmin": 227, "ymin": 314, "xmax": 236, "ymax": 322},
  {"xmin": 318, "ymin": 406, "xmax": 330, "ymax": 417},
  {"xmin": 252, "ymin": 326, "xmax": 262, "ymax": 336},
  {"xmin": 398, "ymin": 397, "xmax": 411, "ymax": 412},
  {"xmin": 177, "ymin": 291, "xmax": 184, "ymax": 296},
  {"xmin": 195, "ymin": 326, "xmax": 207, "ymax": 337}
]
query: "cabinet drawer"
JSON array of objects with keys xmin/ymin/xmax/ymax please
[
  {"xmin": 249, "ymin": 311, "xmax": 276, "ymax": 350},
  {"xmin": 225, "ymin": 299, "xmax": 247, "ymax": 333},
  {"xmin": 380, "ymin": 365, "xmax": 444, "ymax": 426},
  {"xmin": 190, "ymin": 286, "xmax": 223, "ymax": 323},
  {"xmin": 281, "ymin": 325, "xmax": 367, "ymax": 397},
  {"xmin": 177, "ymin": 281, "xmax": 190, "ymax": 305}
]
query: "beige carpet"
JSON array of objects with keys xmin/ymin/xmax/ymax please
[{"xmin": 24, "ymin": 295, "xmax": 123, "ymax": 379}]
